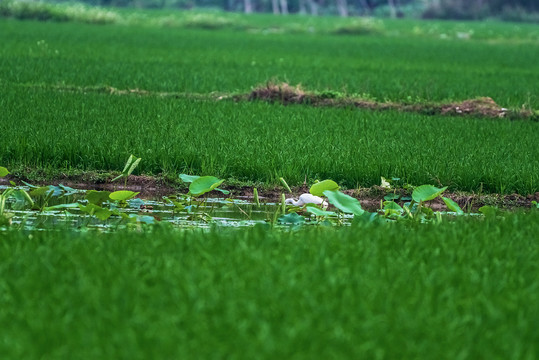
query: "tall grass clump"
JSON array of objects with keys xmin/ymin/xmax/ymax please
[{"xmin": 0, "ymin": 212, "xmax": 538, "ymax": 358}]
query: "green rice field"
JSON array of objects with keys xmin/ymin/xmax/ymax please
[
  {"xmin": 1, "ymin": 16, "xmax": 538, "ymax": 193},
  {"xmin": 1, "ymin": 18, "xmax": 538, "ymax": 106},
  {"xmin": 2, "ymin": 86, "xmax": 538, "ymax": 193},
  {"xmin": 1, "ymin": 5, "xmax": 539, "ymax": 359}
]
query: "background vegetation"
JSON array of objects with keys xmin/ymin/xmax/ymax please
[{"xmin": 5, "ymin": 0, "xmax": 537, "ymax": 22}]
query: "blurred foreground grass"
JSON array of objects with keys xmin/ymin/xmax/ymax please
[{"xmin": 1, "ymin": 212, "xmax": 538, "ymax": 359}]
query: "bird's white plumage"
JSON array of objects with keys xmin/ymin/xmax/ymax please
[{"xmin": 285, "ymin": 193, "xmax": 327, "ymax": 207}]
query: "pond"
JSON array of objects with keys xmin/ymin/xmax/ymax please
[{"xmin": 0, "ymin": 180, "xmax": 523, "ymax": 232}]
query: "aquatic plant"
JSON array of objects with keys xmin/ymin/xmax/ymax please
[
  {"xmin": 112, "ymin": 154, "xmax": 141, "ymax": 187},
  {"xmin": 0, "ymin": 165, "xmax": 523, "ymax": 231}
]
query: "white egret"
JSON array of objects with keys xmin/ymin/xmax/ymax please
[{"xmin": 285, "ymin": 193, "xmax": 328, "ymax": 208}]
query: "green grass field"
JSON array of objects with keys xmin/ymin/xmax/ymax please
[
  {"xmin": 1, "ymin": 213, "xmax": 538, "ymax": 359},
  {"xmin": 1, "ymin": 19, "xmax": 538, "ymax": 107},
  {"xmin": 1, "ymin": 18, "xmax": 539, "ymax": 193},
  {"xmin": 2, "ymin": 86, "xmax": 538, "ymax": 193}
]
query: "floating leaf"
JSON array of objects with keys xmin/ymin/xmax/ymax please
[
  {"xmin": 383, "ymin": 193, "xmax": 400, "ymax": 201},
  {"xmin": 86, "ymin": 190, "xmax": 111, "ymax": 206},
  {"xmin": 78, "ymin": 203, "xmax": 113, "ymax": 221},
  {"xmin": 309, "ymin": 179, "xmax": 339, "ymax": 197},
  {"xmin": 305, "ymin": 205, "xmax": 336, "ymax": 217},
  {"xmin": 9, "ymin": 189, "xmax": 34, "ymax": 210},
  {"xmin": 30, "ymin": 186, "xmax": 53, "ymax": 197},
  {"xmin": 58, "ymin": 184, "xmax": 81, "ymax": 196},
  {"xmin": 110, "ymin": 190, "xmax": 139, "ymax": 201},
  {"xmin": 43, "ymin": 203, "xmax": 81, "ymax": 211},
  {"xmin": 46, "ymin": 185, "xmax": 65, "ymax": 197},
  {"xmin": 442, "ymin": 196, "xmax": 464, "ymax": 214},
  {"xmin": 130, "ymin": 214, "xmax": 156, "ymax": 224},
  {"xmin": 128, "ymin": 198, "xmax": 145, "ymax": 209},
  {"xmin": 412, "ymin": 185, "xmax": 448, "ymax": 202},
  {"xmin": 189, "ymin": 176, "xmax": 224, "ymax": 196},
  {"xmin": 323, "ymin": 190, "xmax": 364, "ymax": 216},
  {"xmin": 278, "ymin": 212, "xmax": 305, "ymax": 225},
  {"xmin": 0, "ymin": 167, "xmax": 9, "ymax": 177}
]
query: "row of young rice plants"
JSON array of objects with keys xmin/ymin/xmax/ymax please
[
  {"xmin": 1, "ymin": 212, "xmax": 538, "ymax": 359},
  {"xmin": 0, "ymin": 19, "xmax": 538, "ymax": 107},
  {"xmin": 2, "ymin": 86, "xmax": 538, "ymax": 194}
]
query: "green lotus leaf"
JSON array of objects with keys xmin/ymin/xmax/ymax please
[
  {"xmin": 309, "ymin": 180, "xmax": 339, "ymax": 197},
  {"xmin": 189, "ymin": 176, "xmax": 224, "ymax": 196},
  {"xmin": 442, "ymin": 196, "xmax": 464, "ymax": 215},
  {"xmin": 412, "ymin": 185, "xmax": 448, "ymax": 203},
  {"xmin": 323, "ymin": 190, "xmax": 364, "ymax": 216},
  {"xmin": 110, "ymin": 190, "xmax": 139, "ymax": 201}
]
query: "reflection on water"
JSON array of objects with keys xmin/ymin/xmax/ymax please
[
  {"xmin": 4, "ymin": 195, "xmax": 343, "ymax": 231},
  {"xmin": 1, "ymin": 188, "xmax": 486, "ymax": 232}
]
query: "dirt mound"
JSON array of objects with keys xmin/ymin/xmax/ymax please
[
  {"xmin": 248, "ymin": 82, "xmax": 308, "ymax": 104},
  {"xmin": 440, "ymin": 97, "xmax": 508, "ymax": 118},
  {"xmin": 38, "ymin": 82, "xmax": 536, "ymax": 120},
  {"xmin": 248, "ymin": 83, "xmax": 516, "ymax": 119}
]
